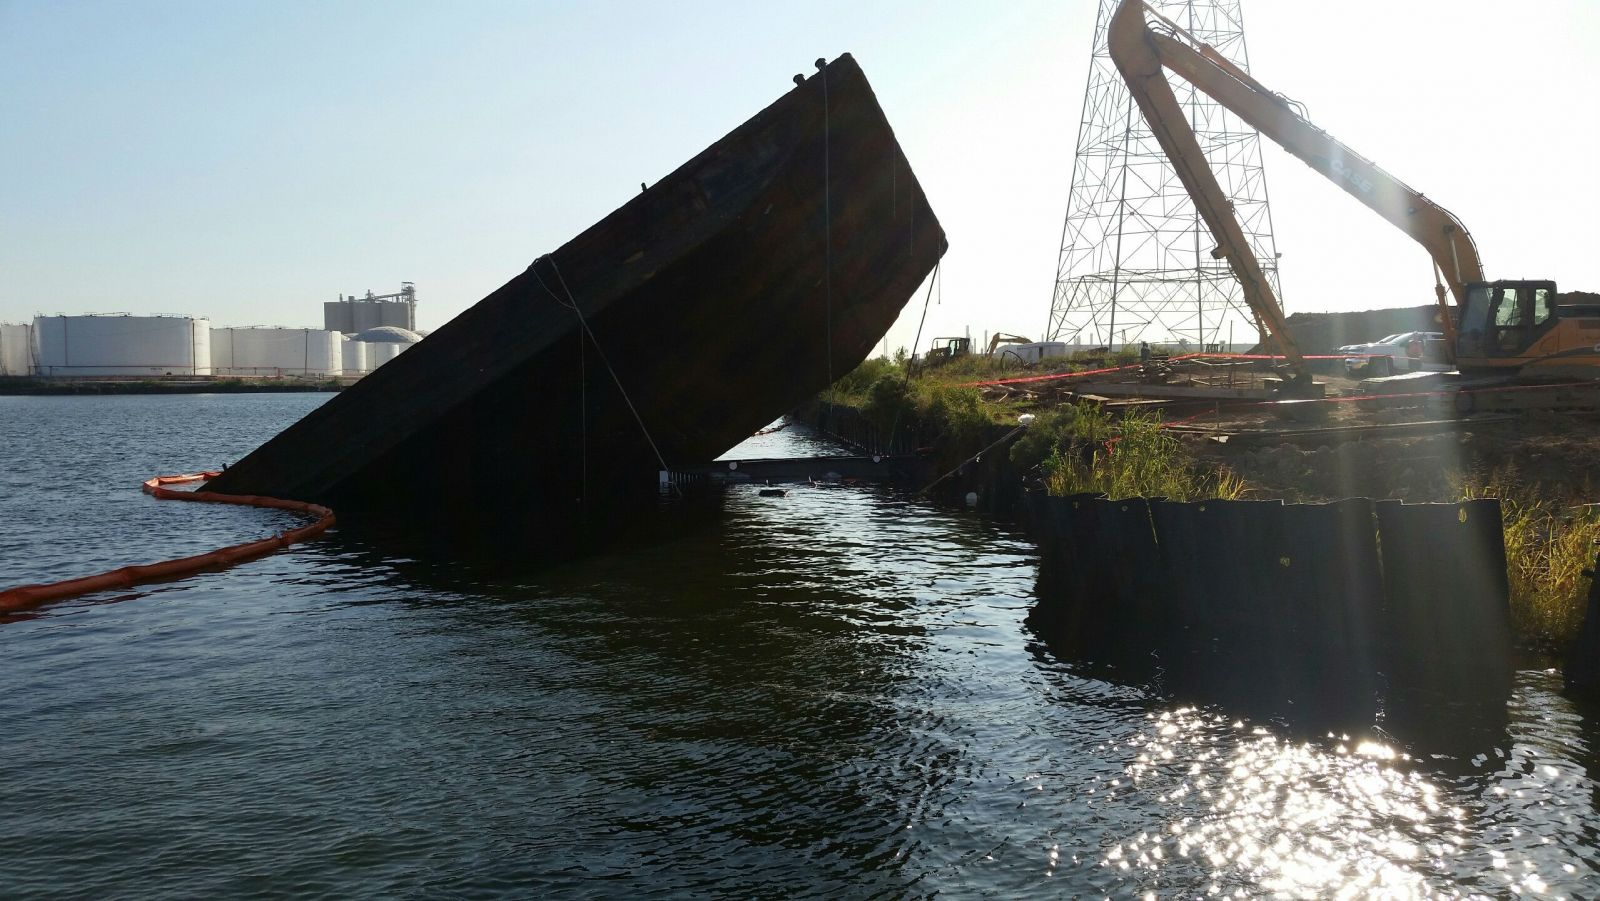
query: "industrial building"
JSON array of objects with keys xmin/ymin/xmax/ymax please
[
  {"xmin": 211, "ymin": 328, "xmax": 344, "ymax": 377},
  {"xmin": 324, "ymin": 284, "xmax": 417, "ymax": 334},
  {"xmin": 6, "ymin": 283, "xmax": 422, "ymax": 380},
  {"xmin": 32, "ymin": 315, "xmax": 211, "ymax": 376}
]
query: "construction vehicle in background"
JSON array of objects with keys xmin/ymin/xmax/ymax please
[
  {"xmin": 1109, "ymin": 0, "xmax": 1600, "ymax": 380},
  {"xmin": 921, "ymin": 332, "xmax": 1043, "ymax": 364},
  {"xmin": 988, "ymin": 333, "xmax": 1034, "ymax": 360},
  {"xmin": 923, "ymin": 333, "xmax": 1063, "ymax": 368},
  {"xmin": 923, "ymin": 337, "xmax": 972, "ymax": 365}
]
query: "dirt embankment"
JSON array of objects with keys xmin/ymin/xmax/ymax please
[{"xmin": 1189, "ymin": 411, "xmax": 1600, "ymax": 503}]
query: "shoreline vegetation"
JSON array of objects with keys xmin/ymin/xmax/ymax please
[{"xmin": 821, "ymin": 354, "xmax": 1598, "ymax": 649}]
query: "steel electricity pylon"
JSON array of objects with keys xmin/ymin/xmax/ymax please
[{"xmin": 1047, "ymin": 0, "xmax": 1282, "ymax": 351}]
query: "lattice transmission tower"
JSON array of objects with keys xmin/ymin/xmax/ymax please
[{"xmin": 1046, "ymin": 0, "xmax": 1282, "ymax": 351}]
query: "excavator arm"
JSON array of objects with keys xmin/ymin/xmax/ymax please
[
  {"xmin": 1108, "ymin": 0, "xmax": 1483, "ymax": 360},
  {"xmin": 987, "ymin": 333, "xmax": 1033, "ymax": 355}
]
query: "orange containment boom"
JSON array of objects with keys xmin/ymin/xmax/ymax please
[{"xmin": 0, "ymin": 472, "xmax": 335, "ymax": 616}]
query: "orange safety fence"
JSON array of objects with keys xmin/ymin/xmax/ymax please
[{"xmin": 0, "ymin": 472, "xmax": 335, "ymax": 616}]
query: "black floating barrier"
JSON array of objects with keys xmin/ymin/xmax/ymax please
[
  {"xmin": 1274, "ymin": 499, "xmax": 1383, "ymax": 719},
  {"xmin": 1149, "ymin": 498, "xmax": 1208, "ymax": 648},
  {"xmin": 1030, "ymin": 491, "xmax": 1515, "ymax": 727},
  {"xmin": 1563, "ymin": 553, "xmax": 1600, "ymax": 698},
  {"xmin": 1024, "ymin": 489, "xmax": 1057, "ymax": 558},
  {"xmin": 1181, "ymin": 500, "xmax": 1294, "ymax": 705},
  {"xmin": 1375, "ymin": 500, "xmax": 1513, "ymax": 702},
  {"xmin": 1098, "ymin": 496, "xmax": 1165, "ymax": 627},
  {"xmin": 1029, "ymin": 493, "xmax": 1109, "ymax": 654}
]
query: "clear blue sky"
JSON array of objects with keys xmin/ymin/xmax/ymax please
[{"xmin": 4, "ymin": 1, "xmax": 1597, "ymax": 355}]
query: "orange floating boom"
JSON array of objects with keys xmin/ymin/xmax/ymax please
[{"xmin": 0, "ymin": 472, "xmax": 335, "ymax": 616}]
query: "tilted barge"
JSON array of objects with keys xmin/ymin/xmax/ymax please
[{"xmin": 205, "ymin": 54, "xmax": 946, "ymax": 552}]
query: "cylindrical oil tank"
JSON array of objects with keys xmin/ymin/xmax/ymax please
[
  {"xmin": 366, "ymin": 342, "xmax": 406, "ymax": 369},
  {"xmin": 0, "ymin": 323, "xmax": 34, "ymax": 375},
  {"xmin": 340, "ymin": 337, "xmax": 368, "ymax": 375},
  {"xmin": 351, "ymin": 326, "xmax": 422, "ymax": 371},
  {"xmin": 210, "ymin": 328, "xmax": 342, "ymax": 377},
  {"xmin": 32, "ymin": 315, "xmax": 211, "ymax": 376}
]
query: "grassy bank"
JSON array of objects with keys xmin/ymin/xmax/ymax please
[
  {"xmin": 818, "ymin": 355, "xmax": 1598, "ymax": 648},
  {"xmin": 1008, "ymin": 404, "xmax": 1248, "ymax": 502},
  {"xmin": 822, "ymin": 355, "xmax": 1026, "ymax": 464},
  {"xmin": 1461, "ymin": 471, "xmax": 1600, "ymax": 646}
]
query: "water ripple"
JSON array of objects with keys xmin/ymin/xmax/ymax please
[{"xmin": 1, "ymin": 402, "xmax": 1596, "ymax": 896}]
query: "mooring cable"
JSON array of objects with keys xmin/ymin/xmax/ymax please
[
  {"xmin": 916, "ymin": 422, "xmax": 1029, "ymax": 498},
  {"xmin": 884, "ymin": 260, "xmax": 942, "ymax": 452},
  {"xmin": 529, "ymin": 255, "xmax": 672, "ymax": 476}
]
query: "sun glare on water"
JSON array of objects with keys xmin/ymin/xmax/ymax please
[{"xmin": 1089, "ymin": 708, "xmax": 1572, "ymax": 899}]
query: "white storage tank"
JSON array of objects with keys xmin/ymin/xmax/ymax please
[
  {"xmin": 210, "ymin": 327, "xmax": 343, "ymax": 377},
  {"xmin": 351, "ymin": 326, "xmax": 423, "ymax": 371},
  {"xmin": 32, "ymin": 315, "xmax": 211, "ymax": 376},
  {"xmin": 367, "ymin": 342, "xmax": 404, "ymax": 368},
  {"xmin": 0, "ymin": 323, "xmax": 34, "ymax": 375},
  {"xmin": 340, "ymin": 337, "xmax": 368, "ymax": 376}
]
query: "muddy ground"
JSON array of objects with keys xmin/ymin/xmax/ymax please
[{"xmin": 1171, "ymin": 377, "xmax": 1600, "ymax": 502}]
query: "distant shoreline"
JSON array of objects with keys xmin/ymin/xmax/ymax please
[{"xmin": 0, "ymin": 377, "xmax": 346, "ymax": 396}]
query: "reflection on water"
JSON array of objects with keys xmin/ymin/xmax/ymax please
[
  {"xmin": 1090, "ymin": 687, "xmax": 1598, "ymax": 898},
  {"xmin": 1108, "ymin": 709, "xmax": 1469, "ymax": 897},
  {"xmin": 0, "ymin": 398, "xmax": 1597, "ymax": 896}
]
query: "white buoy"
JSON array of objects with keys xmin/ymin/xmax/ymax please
[{"xmin": 965, "ymin": 491, "xmax": 979, "ymax": 507}]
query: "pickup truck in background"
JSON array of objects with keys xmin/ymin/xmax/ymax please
[{"xmin": 1338, "ymin": 331, "xmax": 1453, "ymax": 377}]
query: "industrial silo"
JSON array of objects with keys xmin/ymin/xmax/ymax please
[
  {"xmin": 32, "ymin": 315, "xmax": 211, "ymax": 376},
  {"xmin": 210, "ymin": 328, "xmax": 343, "ymax": 377},
  {"xmin": 340, "ymin": 336, "xmax": 368, "ymax": 376},
  {"xmin": 351, "ymin": 326, "xmax": 423, "ymax": 371},
  {"xmin": 0, "ymin": 322, "xmax": 35, "ymax": 375}
]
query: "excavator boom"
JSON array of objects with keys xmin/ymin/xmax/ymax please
[
  {"xmin": 1108, "ymin": 0, "xmax": 1483, "ymax": 357},
  {"xmin": 987, "ymin": 333, "xmax": 1034, "ymax": 355}
]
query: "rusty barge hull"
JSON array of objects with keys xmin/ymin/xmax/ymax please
[{"xmin": 205, "ymin": 54, "xmax": 946, "ymax": 546}]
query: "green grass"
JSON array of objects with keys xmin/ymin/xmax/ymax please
[
  {"xmin": 1460, "ymin": 469, "xmax": 1600, "ymax": 646},
  {"xmin": 824, "ymin": 358, "xmax": 1599, "ymax": 648},
  {"xmin": 825, "ymin": 356, "xmax": 1024, "ymax": 462},
  {"xmin": 825, "ymin": 358, "xmax": 1248, "ymax": 501},
  {"xmin": 1032, "ymin": 404, "xmax": 1248, "ymax": 501}
]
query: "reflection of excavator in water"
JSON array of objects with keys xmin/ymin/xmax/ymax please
[{"xmin": 1109, "ymin": 0, "xmax": 1600, "ymax": 382}]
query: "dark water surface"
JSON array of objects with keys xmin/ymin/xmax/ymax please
[{"xmin": 2, "ymin": 394, "xmax": 1597, "ymax": 897}]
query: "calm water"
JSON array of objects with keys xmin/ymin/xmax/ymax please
[{"xmin": 2, "ymin": 394, "xmax": 1597, "ymax": 897}]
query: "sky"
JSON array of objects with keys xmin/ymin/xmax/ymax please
[{"xmin": 4, "ymin": 0, "xmax": 1598, "ymax": 357}]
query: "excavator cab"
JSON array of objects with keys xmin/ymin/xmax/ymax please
[
  {"xmin": 924, "ymin": 337, "xmax": 972, "ymax": 364},
  {"xmin": 1457, "ymin": 280, "xmax": 1600, "ymax": 375},
  {"xmin": 1458, "ymin": 280, "xmax": 1559, "ymax": 362}
]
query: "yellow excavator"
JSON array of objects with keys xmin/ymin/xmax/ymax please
[
  {"xmin": 988, "ymin": 333, "xmax": 1035, "ymax": 359},
  {"xmin": 924, "ymin": 333, "xmax": 1039, "ymax": 366},
  {"xmin": 1109, "ymin": 0, "xmax": 1600, "ymax": 380}
]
